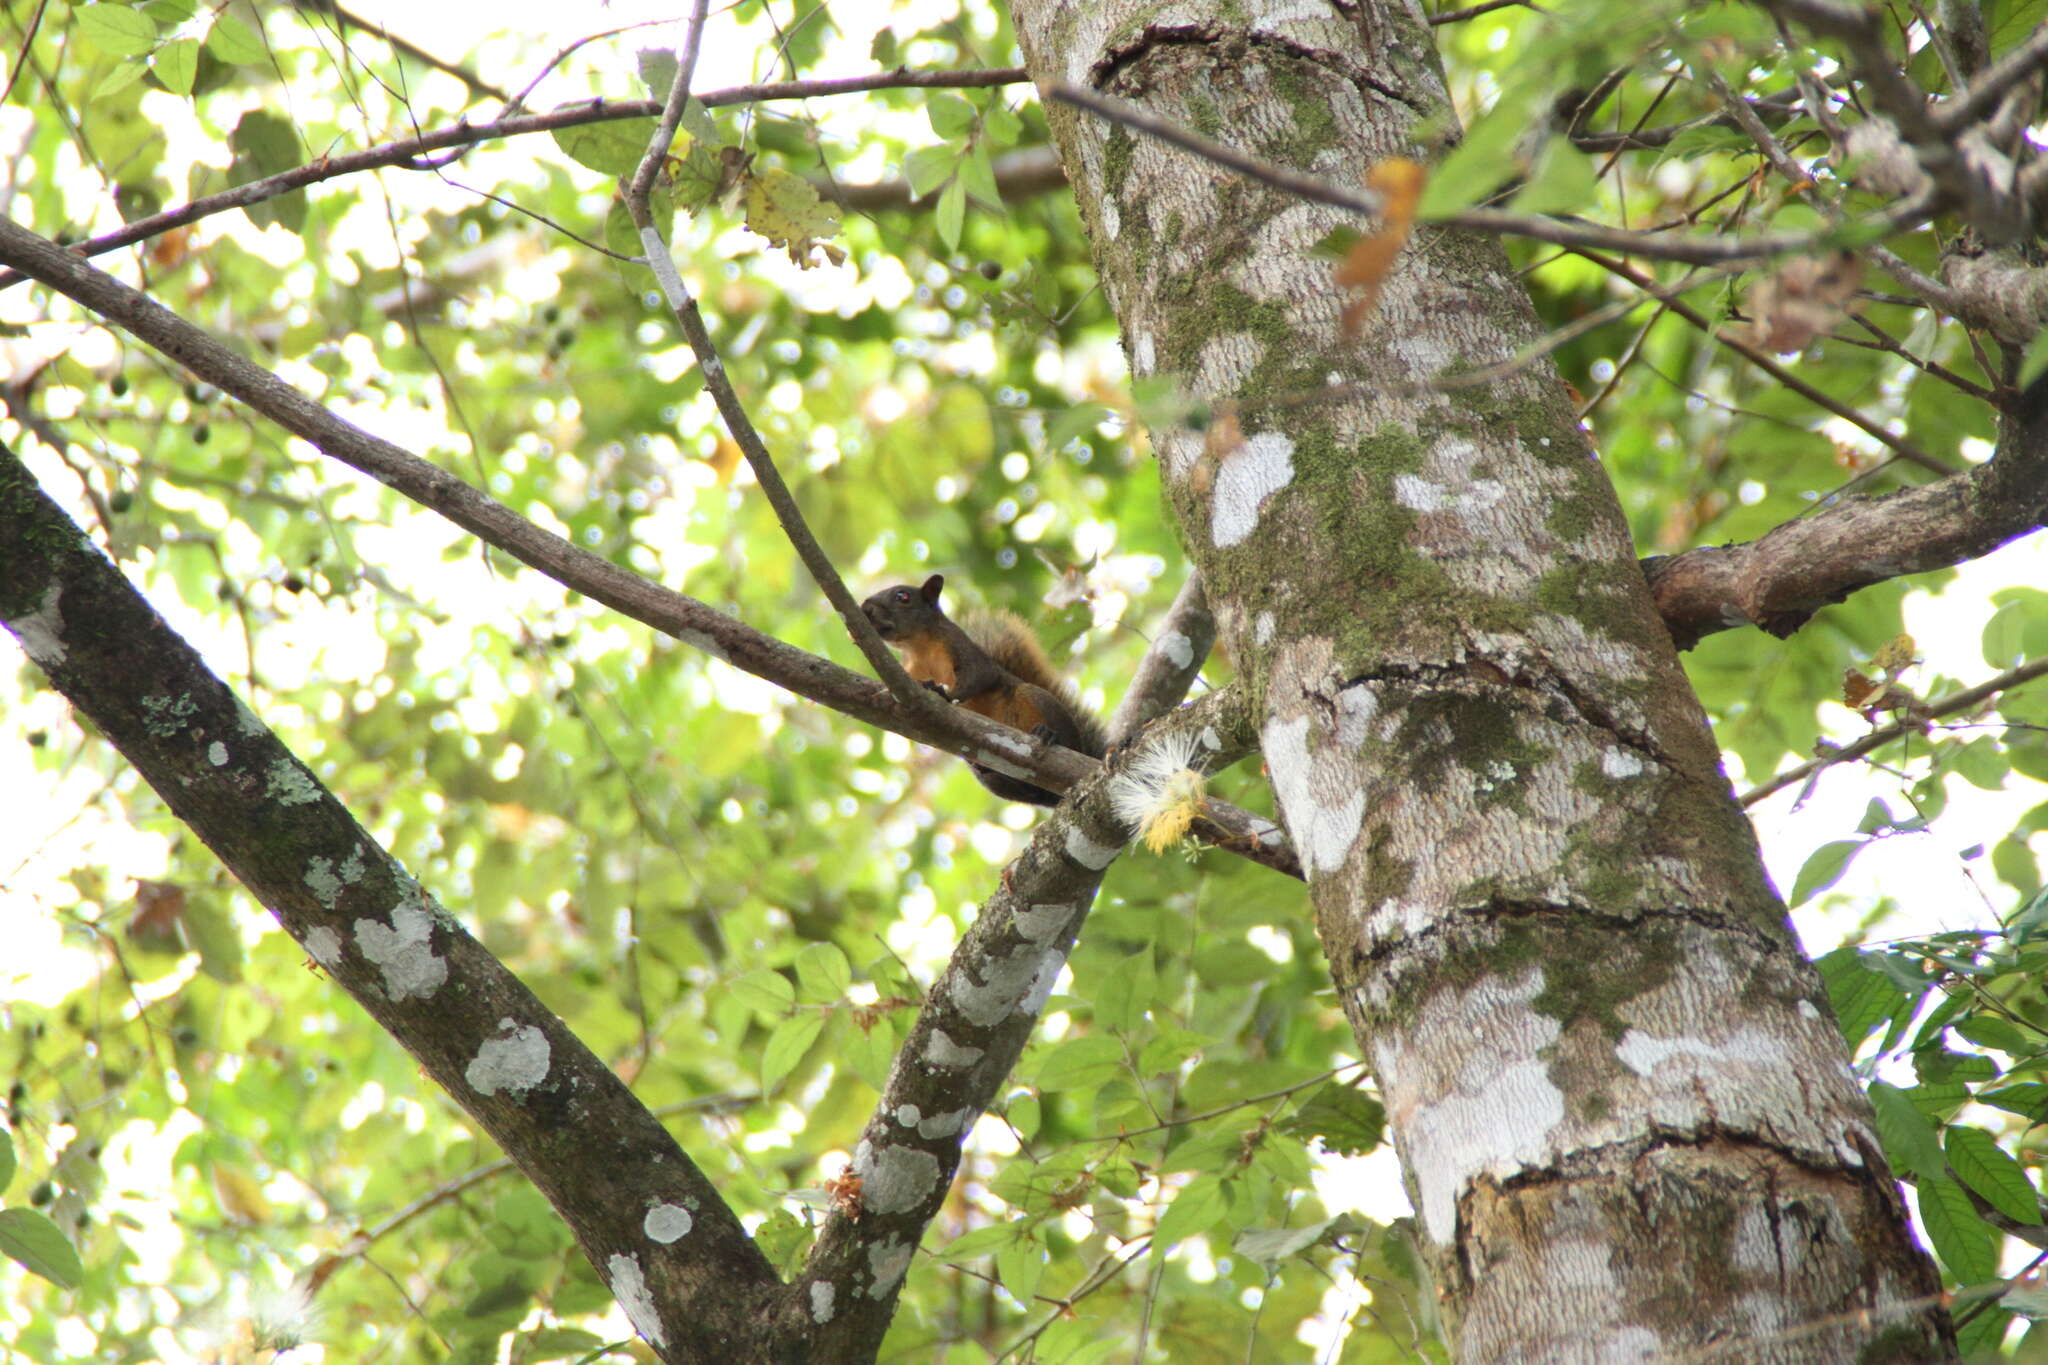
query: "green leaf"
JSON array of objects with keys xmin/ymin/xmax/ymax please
[
  {"xmin": 1093, "ymin": 949, "xmax": 1156, "ymax": 1032},
  {"xmin": 1868, "ymin": 1081, "xmax": 1944, "ymax": 1179},
  {"xmin": 844, "ymin": 1015, "xmax": 897, "ymax": 1091},
  {"xmin": 935, "ymin": 176, "xmax": 966, "ymax": 252},
  {"xmin": 510, "ymin": 1326, "xmax": 605, "ymax": 1361},
  {"xmin": 960, "ymin": 145, "xmax": 1003, "ymax": 212},
  {"xmin": 760, "ymin": 1012, "xmax": 824, "ymax": 1092},
  {"xmin": 794, "ymin": 942, "xmax": 852, "ymax": 1003},
  {"xmin": 1235, "ymin": 1218, "xmax": 1333, "ymax": 1266},
  {"xmin": 93, "ymin": 59, "xmax": 149, "ymax": 99},
  {"xmin": 1916, "ymin": 1172, "xmax": 2000, "ymax": 1284},
  {"xmin": 1136, "ymin": 1027, "xmax": 1207, "ymax": 1078},
  {"xmin": 1946, "ymin": 1125, "xmax": 2041, "ymax": 1224},
  {"xmin": 229, "ymin": 110, "xmax": 306, "ymax": 232},
  {"xmin": 942, "ymin": 1221, "xmax": 1025, "ymax": 1259},
  {"xmin": 927, "ymin": 94, "xmax": 976, "ymax": 140},
  {"xmin": 0, "ymin": 1130, "xmax": 14, "ymax": 1194},
  {"xmin": 1005, "ymin": 1093, "xmax": 1042, "ymax": 1140},
  {"xmin": 1983, "ymin": 589, "xmax": 2048, "ymax": 667},
  {"xmin": 0, "ymin": 1208, "xmax": 84, "ymax": 1290},
  {"xmin": 205, "ymin": 13, "xmax": 266, "ymax": 65},
  {"xmin": 1033, "ymin": 1035, "xmax": 1124, "ymax": 1091},
  {"xmin": 1789, "ymin": 839, "xmax": 1866, "ymax": 906},
  {"xmin": 1815, "ymin": 947, "xmax": 1908, "ymax": 1048},
  {"xmin": 1980, "ymin": 1084, "xmax": 2048, "ymax": 1123},
  {"xmin": 183, "ymin": 893, "xmax": 244, "ymax": 985},
  {"xmin": 1153, "ymin": 1174, "xmax": 1230, "ymax": 1250},
  {"xmin": 754, "ymin": 1208, "xmax": 812, "ymax": 1277},
  {"xmin": 1955, "ymin": 1303, "xmax": 2014, "ymax": 1357},
  {"xmin": 995, "ymin": 1234, "xmax": 1045, "ymax": 1305},
  {"xmin": 1419, "ymin": 101, "xmax": 1530, "ymax": 216},
  {"xmin": 2023, "ymin": 326, "xmax": 2048, "ymax": 390},
  {"xmin": 903, "ymin": 145, "xmax": 956, "ymax": 200},
  {"xmin": 637, "ymin": 48, "xmax": 679, "ymax": 100},
  {"xmin": 1045, "ymin": 402, "xmax": 1112, "ymax": 453},
  {"xmin": 78, "ymin": 4, "xmax": 159, "ymax": 57},
  {"xmin": 1510, "ymin": 137, "xmax": 1599, "ymax": 215},
  {"xmin": 153, "ymin": 37, "xmax": 198, "ymax": 95},
  {"xmin": 730, "ymin": 968, "xmax": 795, "ymax": 1018},
  {"xmin": 1950, "ymin": 1015, "xmax": 2030, "ymax": 1055},
  {"xmin": 553, "ymin": 118, "xmax": 661, "ymax": 177},
  {"xmin": 985, "ymin": 102, "xmax": 1023, "ymax": 147},
  {"xmin": 1951, "ymin": 736, "xmax": 2010, "ymax": 791},
  {"xmin": 1280, "ymin": 1083, "xmax": 1386, "ymax": 1157}
]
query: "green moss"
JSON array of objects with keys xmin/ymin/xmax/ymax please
[
  {"xmin": 1266, "ymin": 64, "xmax": 1340, "ymax": 161},
  {"xmin": 1543, "ymin": 495, "xmax": 1598, "ymax": 544},
  {"xmin": 1523, "ymin": 916, "xmax": 1681, "ymax": 1040},
  {"xmin": 1102, "ymin": 127, "xmax": 1134, "ymax": 200},
  {"xmin": 1857, "ymin": 1327, "xmax": 1947, "ymax": 1364},
  {"xmin": 1364, "ymin": 827, "xmax": 1415, "ymax": 903}
]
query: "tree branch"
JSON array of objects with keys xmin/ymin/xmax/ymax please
[
  {"xmin": 0, "ymin": 212, "xmax": 1301, "ymax": 878},
  {"xmin": 1106, "ymin": 573, "xmax": 1214, "ymax": 750},
  {"xmin": 1739, "ymin": 655, "xmax": 2048, "ymax": 806},
  {"xmin": 622, "ymin": 32, "xmax": 932, "ymax": 712},
  {"xmin": 1568, "ymin": 247, "xmax": 1961, "ymax": 475},
  {"xmin": 786, "ymin": 765, "xmax": 1129, "ymax": 1353},
  {"xmin": 0, "ymin": 65, "xmax": 1031, "ymax": 293},
  {"xmin": 1046, "ymin": 79, "xmax": 1941, "ymax": 267},
  {"xmin": 1644, "ymin": 376, "xmax": 2048, "ymax": 649},
  {"xmin": 1759, "ymin": 0, "xmax": 2031, "ymax": 241},
  {"xmin": 0, "ymin": 441, "xmax": 780, "ymax": 1360}
]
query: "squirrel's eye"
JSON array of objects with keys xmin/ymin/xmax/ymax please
[{"xmin": 895, "ymin": 590, "xmax": 911, "ymax": 601}]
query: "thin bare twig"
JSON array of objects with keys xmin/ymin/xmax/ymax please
[
  {"xmin": 0, "ymin": 65, "xmax": 1031, "ymax": 292},
  {"xmin": 1050, "ymin": 80, "xmax": 1941, "ymax": 267},
  {"xmin": 626, "ymin": 0, "xmax": 712, "ymax": 208},
  {"xmin": 1741, "ymin": 656, "xmax": 2048, "ymax": 805},
  {"xmin": 1045, "ymin": 81, "xmax": 1387, "ymax": 218},
  {"xmin": 1428, "ymin": 0, "xmax": 1540, "ymax": 25},
  {"xmin": 1931, "ymin": 18, "xmax": 2048, "ymax": 133},
  {"xmin": 1568, "ymin": 247, "xmax": 1961, "ymax": 475},
  {"xmin": 621, "ymin": 16, "xmax": 931, "ymax": 712}
]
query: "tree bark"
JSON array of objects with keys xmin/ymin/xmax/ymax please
[{"xmin": 1009, "ymin": 1, "xmax": 1953, "ymax": 1359}]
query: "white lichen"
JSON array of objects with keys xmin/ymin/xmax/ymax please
[
  {"xmin": 1062, "ymin": 825, "xmax": 1120, "ymax": 870},
  {"xmin": 465, "ymin": 1021, "xmax": 550, "ymax": 1096},
  {"xmin": 1211, "ymin": 432, "xmax": 1296, "ymax": 547},
  {"xmin": 852, "ymin": 1140, "xmax": 942, "ymax": 1215},
  {"xmin": 1261, "ymin": 714, "xmax": 1367, "ymax": 875},
  {"xmin": 643, "ymin": 1202, "xmax": 694, "ymax": 1244},
  {"xmin": 353, "ymin": 901, "xmax": 447, "ymax": 1001},
  {"xmin": 607, "ymin": 1253, "xmax": 666, "ymax": 1348},
  {"xmin": 11, "ymin": 584, "xmax": 66, "ymax": 665},
  {"xmin": 924, "ymin": 1030, "xmax": 984, "ymax": 1069},
  {"xmin": 302, "ymin": 926, "xmax": 343, "ymax": 968}
]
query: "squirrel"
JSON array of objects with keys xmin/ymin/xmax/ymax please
[{"xmin": 860, "ymin": 574, "xmax": 1106, "ymax": 806}]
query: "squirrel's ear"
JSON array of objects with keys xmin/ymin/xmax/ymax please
[{"xmin": 921, "ymin": 574, "xmax": 945, "ymax": 604}]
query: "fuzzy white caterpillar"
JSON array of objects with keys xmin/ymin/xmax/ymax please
[{"xmin": 1108, "ymin": 727, "xmax": 1210, "ymax": 853}]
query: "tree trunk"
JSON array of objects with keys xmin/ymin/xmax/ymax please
[{"xmin": 1010, "ymin": 1, "xmax": 1954, "ymax": 1358}]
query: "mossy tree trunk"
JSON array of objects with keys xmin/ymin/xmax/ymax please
[{"xmin": 1010, "ymin": 0, "xmax": 1953, "ymax": 1357}]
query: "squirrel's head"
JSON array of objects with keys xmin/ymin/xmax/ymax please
[{"xmin": 861, "ymin": 574, "xmax": 946, "ymax": 638}]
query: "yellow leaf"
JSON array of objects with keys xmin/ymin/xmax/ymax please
[
  {"xmin": 212, "ymin": 1164, "xmax": 272, "ymax": 1225},
  {"xmin": 1336, "ymin": 158, "xmax": 1426, "ymax": 334},
  {"xmin": 742, "ymin": 168, "xmax": 843, "ymax": 268},
  {"xmin": 706, "ymin": 435, "xmax": 744, "ymax": 485},
  {"xmin": 1871, "ymin": 633, "xmax": 1917, "ymax": 676}
]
